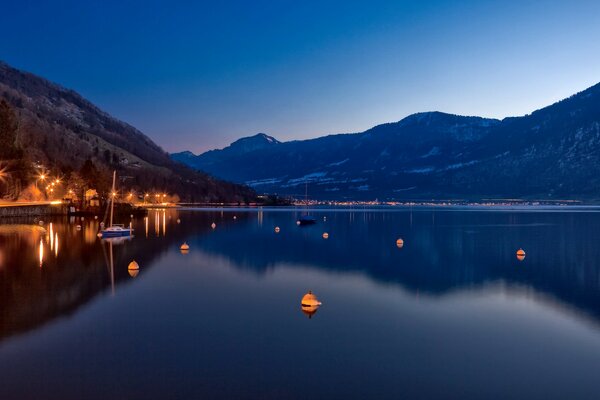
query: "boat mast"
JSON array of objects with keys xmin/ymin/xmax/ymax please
[{"xmin": 110, "ymin": 170, "xmax": 116, "ymax": 227}]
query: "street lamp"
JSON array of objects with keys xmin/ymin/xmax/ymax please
[{"xmin": 35, "ymin": 173, "xmax": 47, "ymax": 191}]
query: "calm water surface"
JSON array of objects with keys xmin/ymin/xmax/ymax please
[{"xmin": 1, "ymin": 207, "xmax": 600, "ymax": 399}]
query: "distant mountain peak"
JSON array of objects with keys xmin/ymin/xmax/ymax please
[{"xmin": 230, "ymin": 133, "xmax": 280, "ymax": 147}]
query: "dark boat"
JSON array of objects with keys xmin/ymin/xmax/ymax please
[
  {"xmin": 297, "ymin": 215, "xmax": 317, "ymax": 225},
  {"xmin": 297, "ymin": 183, "xmax": 317, "ymax": 226}
]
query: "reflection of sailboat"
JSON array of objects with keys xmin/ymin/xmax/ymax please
[
  {"xmin": 101, "ymin": 236, "xmax": 134, "ymax": 293},
  {"xmin": 297, "ymin": 183, "xmax": 316, "ymax": 226},
  {"xmin": 99, "ymin": 171, "xmax": 133, "ymax": 238},
  {"xmin": 101, "ymin": 236, "xmax": 133, "ymax": 245},
  {"xmin": 101, "ymin": 239, "xmax": 116, "ymax": 295}
]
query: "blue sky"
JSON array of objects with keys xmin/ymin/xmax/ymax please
[{"xmin": 1, "ymin": 0, "xmax": 600, "ymax": 153}]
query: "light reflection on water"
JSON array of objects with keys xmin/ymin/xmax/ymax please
[{"xmin": 1, "ymin": 208, "xmax": 600, "ymax": 399}]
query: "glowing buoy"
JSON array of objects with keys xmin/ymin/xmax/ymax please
[
  {"xmin": 275, "ymin": 226, "xmax": 280, "ymax": 233},
  {"xmin": 396, "ymin": 238, "xmax": 404, "ymax": 248},
  {"xmin": 76, "ymin": 225, "xmax": 81, "ymax": 230},
  {"xmin": 100, "ymin": 222, "xmax": 105, "ymax": 227},
  {"xmin": 211, "ymin": 222, "xmax": 216, "ymax": 229},
  {"xmin": 301, "ymin": 291, "xmax": 322, "ymax": 307},
  {"xmin": 39, "ymin": 220, "xmax": 44, "ymax": 226},
  {"xmin": 128, "ymin": 261, "xmax": 140, "ymax": 278},
  {"xmin": 180, "ymin": 242, "xmax": 190, "ymax": 251},
  {"xmin": 322, "ymin": 232, "xmax": 329, "ymax": 239},
  {"xmin": 176, "ymin": 218, "xmax": 181, "ymax": 224},
  {"xmin": 516, "ymin": 248, "xmax": 526, "ymax": 261},
  {"xmin": 130, "ymin": 214, "xmax": 134, "ymax": 218},
  {"xmin": 233, "ymin": 216, "xmax": 237, "ymax": 220},
  {"xmin": 323, "ymin": 216, "xmax": 327, "ymax": 221},
  {"xmin": 296, "ymin": 220, "xmax": 301, "ymax": 226},
  {"xmin": 80, "ymin": 217, "xmax": 84, "ymax": 221}
]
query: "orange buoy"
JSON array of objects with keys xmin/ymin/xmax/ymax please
[
  {"xmin": 396, "ymin": 238, "xmax": 404, "ymax": 248},
  {"xmin": 322, "ymin": 232, "xmax": 329, "ymax": 239},
  {"xmin": 275, "ymin": 226, "xmax": 280, "ymax": 233},
  {"xmin": 180, "ymin": 242, "xmax": 190, "ymax": 251},
  {"xmin": 301, "ymin": 291, "xmax": 322, "ymax": 307},
  {"xmin": 516, "ymin": 248, "xmax": 526, "ymax": 261},
  {"xmin": 211, "ymin": 222, "xmax": 216, "ymax": 229},
  {"xmin": 128, "ymin": 260, "xmax": 140, "ymax": 277}
]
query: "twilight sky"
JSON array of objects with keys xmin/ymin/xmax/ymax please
[{"xmin": 1, "ymin": 1, "xmax": 600, "ymax": 153}]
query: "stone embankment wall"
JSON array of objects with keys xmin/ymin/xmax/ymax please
[{"xmin": 0, "ymin": 204, "xmax": 66, "ymax": 218}]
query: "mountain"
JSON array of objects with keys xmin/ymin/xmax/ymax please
[
  {"xmin": 173, "ymin": 133, "xmax": 280, "ymax": 169},
  {"xmin": 0, "ymin": 61, "xmax": 255, "ymax": 202},
  {"xmin": 173, "ymin": 83, "xmax": 600, "ymax": 200}
]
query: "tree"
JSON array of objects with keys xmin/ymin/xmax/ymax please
[
  {"xmin": 0, "ymin": 99, "xmax": 18, "ymax": 158},
  {"xmin": 67, "ymin": 171, "xmax": 86, "ymax": 205}
]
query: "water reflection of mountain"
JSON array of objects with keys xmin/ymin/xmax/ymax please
[
  {"xmin": 2, "ymin": 209, "xmax": 600, "ymax": 343},
  {"xmin": 0, "ymin": 215, "xmax": 177, "ymax": 342},
  {"xmin": 192, "ymin": 209, "xmax": 600, "ymax": 324}
]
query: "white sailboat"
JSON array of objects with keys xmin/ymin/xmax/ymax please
[{"xmin": 98, "ymin": 171, "xmax": 133, "ymax": 238}]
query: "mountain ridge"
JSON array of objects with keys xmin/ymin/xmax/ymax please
[
  {"xmin": 173, "ymin": 82, "xmax": 600, "ymax": 200},
  {"xmin": 0, "ymin": 60, "xmax": 255, "ymax": 202}
]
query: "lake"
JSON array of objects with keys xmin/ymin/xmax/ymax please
[{"xmin": 1, "ymin": 207, "xmax": 600, "ymax": 399}]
